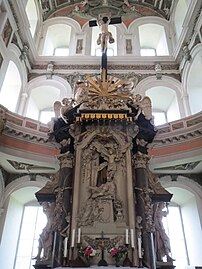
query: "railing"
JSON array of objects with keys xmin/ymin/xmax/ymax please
[
  {"xmin": 0, "ymin": 105, "xmax": 50, "ymax": 143},
  {"xmin": 0, "ymin": 104, "xmax": 201, "ymax": 146}
]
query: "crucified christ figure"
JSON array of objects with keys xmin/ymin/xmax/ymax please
[{"xmin": 96, "ymin": 16, "xmax": 115, "ymax": 53}]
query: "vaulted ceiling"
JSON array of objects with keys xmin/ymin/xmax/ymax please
[{"xmin": 40, "ymin": 0, "xmax": 174, "ymax": 25}]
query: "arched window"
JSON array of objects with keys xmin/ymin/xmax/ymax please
[
  {"xmin": 146, "ymin": 86, "xmax": 180, "ymax": 126},
  {"xmin": 174, "ymin": 0, "xmax": 190, "ymax": 40},
  {"xmin": 25, "ymin": 77, "xmax": 73, "ymax": 123},
  {"xmin": 25, "ymin": 0, "xmax": 38, "ymax": 37},
  {"xmin": 139, "ymin": 24, "xmax": 169, "ymax": 56},
  {"xmin": 26, "ymin": 85, "xmax": 60, "ymax": 123},
  {"xmin": 162, "ymin": 203, "xmax": 188, "ymax": 269},
  {"xmin": 0, "ymin": 182, "xmax": 48, "ymax": 269},
  {"xmin": 158, "ymin": 177, "xmax": 202, "ymax": 269},
  {"xmin": 0, "ymin": 61, "xmax": 21, "ymax": 112},
  {"xmin": 161, "ymin": 185, "xmax": 202, "ymax": 269},
  {"xmin": 14, "ymin": 203, "xmax": 47, "ymax": 269},
  {"xmin": 41, "ymin": 24, "xmax": 72, "ymax": 56},
  {"xmin": 91, "ymin": 25, "xmax": 117, "ymax": 56},
  {"xmin": 187, "ymin": 49, "xmax": 202, "ymax": 115}
]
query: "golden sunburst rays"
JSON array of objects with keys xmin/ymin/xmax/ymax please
[{"xmin": 79, "ymin": 69, "xmax": 131, "ymax": 100}]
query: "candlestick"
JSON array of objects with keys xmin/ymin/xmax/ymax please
[
  {"xmin": 71, "ymin": 229, "xmax": 75, "ymax": 248},
  {"xmin": 125, "ymin": 229, "xmax": 129, "ymax": 244},
  {"xmin": 77, "ymin": 228, "xmax": 81, "ymax": 244},
  {"xmin": 138, "ymin": 237, "xmax": 142, "ymax": 258},
  {"xmin": 130, "ymin": 229, "xmax": 135, "ymax": 248},
  {"xmin": 63, "ymin": 237, "xmax": 68, "ymax": 257}
]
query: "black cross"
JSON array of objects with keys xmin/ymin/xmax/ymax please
[
  {"xmin": 96, "ymin": 231, "xmax": 110, "ymax": 266},
  {"xmin": 89, "ymin": 16, "xmax": 122, "ymax": 80}
]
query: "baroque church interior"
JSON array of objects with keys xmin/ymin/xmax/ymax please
[{"xmin": 0, "ymin": 0, "xmax": 202, "ymax": 269}]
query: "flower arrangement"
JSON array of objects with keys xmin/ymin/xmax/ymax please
[
  {"xmin": 78, "ymin": 245, "xmax": 98, "ymax": 266},
  {"xmin": 109, "ymin": 246, "xmax": 128, "ymax": 265},
  {"xmin": 79, "ymin": 245, "xmax": 97, "ymax": 257}
]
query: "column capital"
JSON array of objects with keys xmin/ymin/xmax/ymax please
[
  {"xmin": 58, "ymin": 152, "xmax": 74, "ymax": 169},
  {"xmin": 133, "ymin": 152, "xmax": 150, "ymax": 169}
]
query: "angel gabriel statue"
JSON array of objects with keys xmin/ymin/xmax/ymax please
[{"xmin": 53, "ymin": 98, "xmax": 75, "ymax": 123}]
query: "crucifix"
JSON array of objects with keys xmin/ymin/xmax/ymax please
[
  {"xmin": 96, "ymin": 231, "xmax": 110, "ymax": 266},
  {"xmin": 89, "ymin": 15, "xmax": 122, "ymax": 80}
]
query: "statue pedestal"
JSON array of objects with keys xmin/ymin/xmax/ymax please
[
  {"xmin": 33, "ymin": 263, "xmax": 51, "ymax": 269},
  {"xmin": 156, "ymin": 261, "xmax": 175, "ymax": 269}
]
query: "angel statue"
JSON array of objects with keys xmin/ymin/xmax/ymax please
[
  {"xmin": 53, "ymin": 98, "xmax": 75, "ymax": 123},
  {"xmin": 128, "ymin": 94, "xmax": 152, "ymax": 121},
  {"xmin": 48, "ymin": 98, "xmax": 75, "ymax": 136}
]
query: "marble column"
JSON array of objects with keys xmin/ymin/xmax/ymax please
[
  {"xmin": 133, "ymin": 152, "xmax": 156, "ymax": 269},
  {"xmin": 53, "ymin": 152, "xmax": 74, "ymax": 267}
]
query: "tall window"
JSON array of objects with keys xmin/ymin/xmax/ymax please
[
  {"xmin": 14, "ymin": 205, "xmax": 47, "ymax": 269},
  {"xmin": 25, "ymin": 0, "xmax": 38, "ymax": 37},
  {"xmin": 163, "ymin": 204, "xmax": 189, "ymax": 269},
  {"xmin": 141, "ymin": 48, "xmax": 156, "ymax": 56},
  {"xmin": 26, "ymin": 85, "xmax": 60, "ymax": 121},
  {"xmin": 153, "ymin": 111, "xmax": 167, "ymax": 126},
  {"xmin": 139, "ymin": 24, "xmax": 169, "ymax": 56},
  {"xmin": 0, "ymin": 61, "xmax": 21, "ymax": 112},
  {"xmin": 39, "ymin": 109, "xmax": 55, "ymax": 124},
  {"xmin": 146, "ymin": 86, "xmax": 180, "ymax": 124},
  {"xmin": 174, "ymin": 0, "xmax": 190, "ymax": 40},
  {"xmin": 41, "ymin": 24, "xmax": 71, "ymax": 56}
]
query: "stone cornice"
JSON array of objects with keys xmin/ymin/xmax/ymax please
[
  {"xmin": 0, "ymin": 105, "xmax": 49, "ymax": 144},
  {"xmin": 152, "ymin": 112, "xmax": 202, "ymax": 146}
]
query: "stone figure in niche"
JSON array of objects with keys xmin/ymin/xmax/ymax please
[
  {"xmin": 2, "ymin": 19, "xmax": 12, "ymax": 47},
  {"xmin": 114, "ymin": 199, "xmax": 124, "ymax": 222},
  {"xmin": 136, "ymin": 215, "xmax": 143, "ymax": 238},
  {"xmin": 76, "ymin": 39, "xmax": 83, "ymax": 54},
  {"xmin": 78, "ymin": 169, "xmax": 117, "ymax": 226},
  {"xmin": 82, "ymin": 144, "xmax": 100, "ymax": 184},
  {"xmin": 35, "ymin": 202, "xmax": 55, "ymax": 262},
  {"xmin": 79, "ymin": 137, "xmax": 128, "ymax": 226},
  {"xmin": 154, "ymin": 202, "xmax": 174, "ymax": 262},
  {"xmin": 89, "ymin": 172, "xmax": 116, "ymax": 200},
  {"xmin": 92, "ymin": 140, "xmax": 127, "ymax": 186},
  {"xmin": 126, "ymin": 39, "xmax": 132, "ymax": 54},
  {"xmin": 82, "ymin": 141, "xmax": 112, "ymax": 187}
]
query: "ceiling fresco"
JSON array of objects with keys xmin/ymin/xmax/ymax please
[{"xmin": 40, "ymin": 0, "xmax": 174, "ymax": 25}]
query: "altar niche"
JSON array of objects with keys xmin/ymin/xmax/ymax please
[{"xmin": 70, "ymin": 123, "xmax": 136, "ymax": 265}]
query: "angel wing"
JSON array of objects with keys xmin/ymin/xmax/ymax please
[
  {"xmin": 139, "ymin": 96, "xmax": 152, "ymax": 120},
  {"xmin": 53, "ymin": 101, "xmax": 62, "ymax": 118}
]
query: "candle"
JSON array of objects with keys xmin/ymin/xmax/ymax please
[
  {"xmin": 125, "ymin": 229, "xmax": 129, "ymax": 244},
  {"xmin": 130, "ymin": 229, "xmax": 134, "ymax": 248},
  {"xmin": 63, "ymin": 237, "xmax": 68, "ymax": 257},
  {"xmin": 77, "ymin": 228, "xmax": 81, "ymax": 244},
  {"xmin": 138, "ymin": 237, "xmax": 142, "ymax": 258},
  {"xmin": 71, "ymin": 229, "xmax": 75, "ymax": 248}
]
